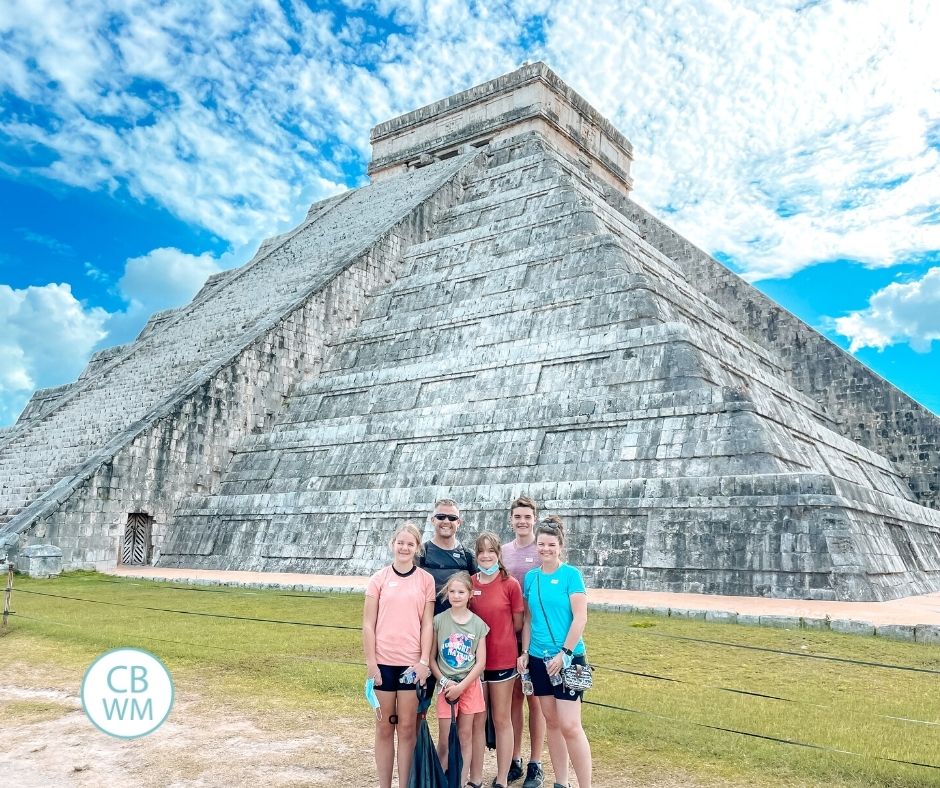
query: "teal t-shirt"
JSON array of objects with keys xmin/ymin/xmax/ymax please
[{"xmin": 523, "ymin": 563, "xmax": 586, "ymax": 658}]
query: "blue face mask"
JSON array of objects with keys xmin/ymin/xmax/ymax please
[
  {"xmin": 477, "ymin": 563, "xmax": 500, "ymax": 576},
  {"xmin": 364, "ymin": 678, "xmax": 380, "ymax": 710}
]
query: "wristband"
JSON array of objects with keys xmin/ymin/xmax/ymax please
[
  {"xmin": 419, "ymin": 658, "xmax": 429, "ymax": 665},
  {"xmin": 561, "ymin": 647, "xmax": 573, "ymax": 656}
]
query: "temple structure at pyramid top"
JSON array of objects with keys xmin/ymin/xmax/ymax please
[
  {"xmin": 369, "ymin": 62, "xmax": 634, "ymax": 193},
  {"xmin": 1, "ymin": 63, "xmax": 939, "ymax": 601}
]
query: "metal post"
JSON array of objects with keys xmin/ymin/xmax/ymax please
[{"xmin": 2, "ymin": 562, "xmax": 13, "ymax": 629}]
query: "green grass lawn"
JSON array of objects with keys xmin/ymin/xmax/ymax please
[{"xmin": 3, "ymin": 571, "xmax": 939, "ymax": 787}]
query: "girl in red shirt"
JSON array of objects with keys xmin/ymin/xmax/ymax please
[{"xmin": 469, "ymin": 531, "xmax": 524, "ymax": 788}]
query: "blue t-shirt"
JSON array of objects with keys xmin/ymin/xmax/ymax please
[{"xmin": 523, "ymin": 563, "xmax": 586, "ymax": 658}]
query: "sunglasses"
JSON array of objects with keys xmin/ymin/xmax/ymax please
[
  {"xmin": 538, "ymin": 522, "xmax": 559, "ymax": 533},
  {"xmin": 433, "ymin": 513, "xmax": 460, "ymax": 522}
]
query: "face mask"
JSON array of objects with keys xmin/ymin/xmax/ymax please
[
  {"xmin": 477, "ymin": 563, "xmax": 500, "ymax": 576},
  {"xmin": 364, "ymin": 678, "xmax": 380, "ymax": 710}
]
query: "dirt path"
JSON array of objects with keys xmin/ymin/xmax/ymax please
[{"xmin": 0, "ymin": 662, "xmax": 720, "ymax": 788}]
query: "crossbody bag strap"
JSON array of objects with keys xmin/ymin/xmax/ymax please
[{"xmin": 535, "ymin": 571, "xmax": 559, "ymax": 651}]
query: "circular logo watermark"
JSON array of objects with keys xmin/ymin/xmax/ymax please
[{"xmin": 81, "ymin": 648, "xmax": 174, "ymax": 739}]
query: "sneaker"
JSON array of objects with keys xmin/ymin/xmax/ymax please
[
  {"xmin": 507, "ymin": 759, "xmax": 523, "ymax": 783},
  {"xmin": 522, "ymin": 762, "xmax": 544, "ymax": 788}
]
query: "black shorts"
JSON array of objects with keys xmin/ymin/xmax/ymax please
[
  {"xmin": 483, "ymin": 668, "xmax": 518, "ymax": 683},
  {"xmin": 529, "ymin": 654, "xmax": 585, "ymax": 701},
  {"xmin": 376, "ymin": 664, "xmax": 418, "ymax": 692}
]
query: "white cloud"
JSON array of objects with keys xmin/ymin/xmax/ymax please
[
  {"xmin": 537, "ymin": 0, "xmax": 940, "ymax": 279},
  {"xmin": 101, "ymin": 246, "xmax": 243, "ymax": 347},
  {"xmin": 834, "ymin": 267, "xmax": 940, "ymax": 352},
  {"xmin": 118, "ymin": 247, "xmax": 223, "ymax": 314},
  {"xmin": 0, "ymin": 283, "xmax": 108, "ymax": 423},
  {"xmin": 0, "ymin": 247, "xmax": 236, "ymax": 423},
  {"xmin": 0, "ymin": 0, "xmax": 534, "ymax": 244}
]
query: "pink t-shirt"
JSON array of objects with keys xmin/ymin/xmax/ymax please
[
  {"xmin": 366, "ymin": 565, "xmax": 436, "ymax": 665},
  {"xmin": 501, "ymin": 540, "xmax": 539, "ymax": 588}
]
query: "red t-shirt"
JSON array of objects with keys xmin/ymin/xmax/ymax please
[{"xmin": 470, "ymin": 573, "xmax": 524, "ymax": 670}]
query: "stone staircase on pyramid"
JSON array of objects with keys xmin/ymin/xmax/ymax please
[{"xmin": 0, "ymin": 151, "xmax": 478, "ymax": 549}]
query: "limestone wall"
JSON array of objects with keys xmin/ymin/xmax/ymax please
[{"xmin": 618, "ymin": 199, "xmax": 940, "ymax": 510}]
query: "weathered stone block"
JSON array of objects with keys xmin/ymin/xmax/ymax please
[
  {"xmin": 914, "ymin": 625, "xmax": 940, "ymax": 645},
  {"xmin": 704, "ymin": 610, "xmax": 737, "ymax": 624},
  {"xmin": 17, "ymin": 544, "xmax": 63, "ymax": 578},
  {"xmin": 759, "ymin": 615, "xmax": 801, "ymax": 629},
  {"xmin": 875, "ymin": 624, "xmax": 915, "ymax": 642},
  {"xmin": 830, "ymin": 619, "xmax": 876, "ymax": 637},
  {"xmin": 667, "ymin": 607, "xmax": 704, "ymax": 620}
]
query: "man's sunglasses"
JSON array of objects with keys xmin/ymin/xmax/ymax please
[{"xmin": 433, "ymin": 513, "xmax": 460, "ymax": 522}]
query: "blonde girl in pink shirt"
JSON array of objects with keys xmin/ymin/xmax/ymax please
[{"xmin": 363, "ymin": 521, "xmax": 436, "ymax": 788}]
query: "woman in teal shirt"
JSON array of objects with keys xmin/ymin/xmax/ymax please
[{"xmin": 517, "ymin": 516, "xmax": 592, "ymax": 788}]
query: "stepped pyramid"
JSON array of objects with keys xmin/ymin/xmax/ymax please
[{"xmin": 2, "ymin": 63, "xmax": 939, "ymax": 600}]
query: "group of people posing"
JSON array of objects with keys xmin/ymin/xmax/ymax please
[{"xmin": 362, "ymin": 496, "xmax": 592, "ymax": 788}]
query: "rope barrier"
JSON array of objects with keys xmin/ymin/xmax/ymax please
[
  {"xmin": 94, "ymin": 577, "xmax": 327, "ymax": 599},
  {"xmin": 591, "ymin": 664, "xmax": 940, "ymax": 727},
  {"xmin": 582, "ymin": 699, "xmax": 940, "ymax": 772},
  {"xmin": 632, "ymin": 629, "xmax": 940, "ymax": 675},
  {"xmin": 14, "ymin": 588, "xmax": 362, "ymax": 631},
  {"xmin": 11, "ymin": 611, "xmax": 371, "ymax": 666}
]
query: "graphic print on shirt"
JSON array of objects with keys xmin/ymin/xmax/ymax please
[{"xmin": 441, "ymin": 632, "xmax": 476, "ymax": 671}]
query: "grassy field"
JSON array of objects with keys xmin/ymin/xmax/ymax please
[{"xmin": 2, "ymin": 571, "xmax": 939, "ymax": 787}]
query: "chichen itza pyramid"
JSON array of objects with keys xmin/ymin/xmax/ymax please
[{"xmin": 1, "ymin": 63, "xmax": 939, "ymax": 600}]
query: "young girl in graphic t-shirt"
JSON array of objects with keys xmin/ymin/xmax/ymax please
[
  {"xmin": 469, "ymin": 532, "xmax": 523, "ymax": 788},
  {"xmin": 430, "ymin": 571, "xmax": 489, "ymax": 788},
  {"xmin": 363, "ymin": 522, "xmax": 436, "ymax": 788}
]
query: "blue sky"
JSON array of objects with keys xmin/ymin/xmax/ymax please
[{"xmin": 1, "ymin": 0, "xmax": 939, "ymax": 425}]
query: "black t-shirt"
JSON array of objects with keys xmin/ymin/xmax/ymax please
[{"xmin": 418, "ymin": 541, "xmax": 475, "ymax": 613}]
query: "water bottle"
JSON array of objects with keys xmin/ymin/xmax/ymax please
[
  {"xmin": 544, "ymin": 656, "xmax": 563, "ymax": 686},
  {"xmin": 399, "ymin": 668, "xmax": 418, "ymax": 685},
  {"xmin": 520, "ymin": 671, "xmax": 534, "ymax": 696}
]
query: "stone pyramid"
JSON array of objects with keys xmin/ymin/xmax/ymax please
[{"xmin": 2, "ymin": 63, "xmax": 939, "ymax": 601}]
